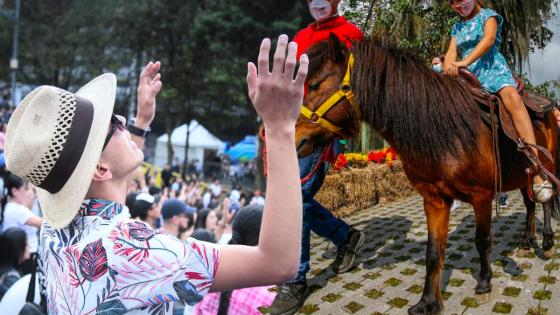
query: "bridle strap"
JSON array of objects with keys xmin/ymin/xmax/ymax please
[{"xmin": 300, "ymin": 54, "xmax": 360, "ymax": 137}]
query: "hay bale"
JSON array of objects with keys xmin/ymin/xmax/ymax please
[{"xmin": 316, "ymin": 161, "xmax": 416, "ymax": 218}]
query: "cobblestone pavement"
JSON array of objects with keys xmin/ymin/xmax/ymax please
[{"xmin": 296, "ymin": 192, "xmax": 559, "ymax": 315}]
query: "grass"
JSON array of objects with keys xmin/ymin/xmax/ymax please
[
  {"xmin": 343, "ymin": 282, "xmax": 363, "ymax": 291},
  {"xmin": 448, "ymin": 278, "xmax": 465, "ymax": 287},
  {"xmin": 527, "ymin": 306, "xmax": 548, "ymax": 315},
  {"xmin": 502, "ymin": 287, "xmax": 521, "ymax": 297},
  {"xmin": 538, "ymin": 276, "xmax": 557, "ymax": 284},
  {"xmin": 299, "ymin": 304, "xmax": 319, "ymax": 314},
  {"xmin": 492, "ymin": 302, "xmax": 513, "ymax": 314},
  {"xmin": 364, "ymin": 289, "xmax": 384, "ymax": 299},
  {"xmin": 406, "ymin": 284, "xmax": 423, "ymax": 294},
  {"xmin": 343, "ymin": 302, "xmax": 364, "ymax": 314},
  {"xmin": 384, "ymin": 278, "xmax": 402, "ymax": 287},
  {"xmin": 533, "ymin": 290, "xmax": 552, "ymax": 300},
  {"xmin": 363, "ymin": 272, "xmax": 381, "ymax": 280},
  {"xmin": 387, "ymin": 297, "xmax": 409, "ymax": 308},
  {"xmin": 400, "ymin": 268, "xmax": 417, "ymax": 276},
  {"xmin": 511, "ymin": 274, "xmax": 529, "ymax": 282},
  {"xmin": 321, "ymin": 293, "xmax": 342, "ymax": 303},
  {"xmin": 461, "ymin": 297, "xmax": 479, "ymax": 308}
]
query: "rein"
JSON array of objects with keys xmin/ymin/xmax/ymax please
[
  {"xmin": 261, "ymin": 137, "xmax": 333, "ymax": 184},
  {"xmin": 300, "ymin": 53, "xmax": 361, "ymax": 137}
]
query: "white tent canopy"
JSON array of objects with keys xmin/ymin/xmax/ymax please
[{"xmin": 154, "ymin": 120, "xmax": 225, "ymax": 167}]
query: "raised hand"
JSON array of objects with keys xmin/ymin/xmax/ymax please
[
  {"xmin": 247, "ymin": 34, "xmax": 309, "ymax": 132},
  {"xmin": 136, "ymin": 61, "xmax": 163, "ymax": 127}
]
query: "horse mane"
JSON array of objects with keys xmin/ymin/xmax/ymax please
[{"xmin": 349, "ymin": 40, "xmax": 483, "ymax": 164}]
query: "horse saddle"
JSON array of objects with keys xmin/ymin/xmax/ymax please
[
  {"xmin": 458, "ymin": 69, "xmax": 555, "ymax": 135},
  {"xmin": 454, "ymin": 67, "xmax": 560, "ymax": 195}
]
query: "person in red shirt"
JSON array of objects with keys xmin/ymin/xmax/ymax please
[
  {"xmin": 268, "ymin": 1, "xmax": 365, "ymax": 314},
  {"xmin": 294, "ymin": 2, "xmax": 363, "ymax": 58}
]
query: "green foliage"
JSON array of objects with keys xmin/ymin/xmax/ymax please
[
  {"xmin": 0, "ymin": 0, "xmax": 558, "ymax": 148},
  {"xmin": 341, "ymin": 0, "xmax": 558, "ymax": 71}
]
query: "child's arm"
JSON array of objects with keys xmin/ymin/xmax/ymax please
[
  {"xmin": 443, "ymin": 37, "xmax": 459, "ymax": 76},
  {"xmin": 456, "ymin": 17, "xmax": 498, "ymax": 67}
]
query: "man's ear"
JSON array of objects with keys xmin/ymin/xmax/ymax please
[{"xmin": 91, "ymin": 163, "xmax": 113, "ymax": 182}]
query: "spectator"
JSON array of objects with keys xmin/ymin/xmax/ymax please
[
  {"xmin": 172, "ymin": 157, "xmax": 181, "ymax": 173},
  {"xmin": 190, "ymin": 228, "xmax": 217, "ymax": 243},
  {"xmin": 1, "ymin": 174, "xmax": 41, "ymax": 274},
  {"xmin": 195, "ymin": 208, "xmax": 218, "ymax": 231},
  {"xmin": 250, "ymin": 190, "xmax": 265, "ymax": 206},
  {"xmin": 161, "ymin": 164, "xmax": 173, "ymax": 188},
  {"xmin": 196, "ymin": 198, "xmax": 235, "ymax": 244},
  {"xmin": 0, "ymin": 123, "xmax": 5, "ymax": 153},
  {"xmin": 195, "ymin": 204, "xmax": 276, "ymax": 315},
  {"xmin": 202, "ymin": 188, "xmax": 212, "ymax": 209},
  {"xmin": 229, "ymin": 189, "xmax": 242, "ymax": 213},
  {"xmin": 0, "ymin": 228, "xmax": 30, "ymax": 300},
  {"xmin": 125, "ymin": 191, "xmax": 140, "ymax": 211},
  {"xmin": 160, "ymin": 198, "xmax": 196, "ymax": 239},
  {"xmin": 171, "ymin": 176, "xmax": 184, "ymax": 194},
  {"xmin": 131, "ymin": 192, "xmax": 162, "ymax": 228},
  {"xmin": 209, "ymin": 179, "xmax": 222, "ymax": 197}
]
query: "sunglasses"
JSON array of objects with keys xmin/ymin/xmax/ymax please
[{"xmin": 102, "ymin": 114, "xmax": 125, "ymax": 151}]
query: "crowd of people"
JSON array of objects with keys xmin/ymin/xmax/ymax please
[{"xmin": 0, "ymin": 165, "xmax": 270, "ymax": 313}]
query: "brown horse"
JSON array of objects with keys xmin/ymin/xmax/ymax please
[{"xmin": 295, "ymin": 34, "xmax": 560, "ymax": 315}]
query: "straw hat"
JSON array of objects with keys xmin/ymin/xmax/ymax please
[{"xmin": 5, "ymin": 74, "xmax": 116, "ymax": 229}]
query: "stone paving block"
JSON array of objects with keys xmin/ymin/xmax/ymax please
[{"xmin": 296, "ymin": 193, "xmax": 560, "ymax": 315}]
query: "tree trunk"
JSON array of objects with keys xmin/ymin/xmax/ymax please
[
  {"xmin": 183, "ymin": 120, "xmax": 190, "ymax": 176},
  {"xmin": 166, "ymin": 115, "xmax": 175, "ymax": 165}
]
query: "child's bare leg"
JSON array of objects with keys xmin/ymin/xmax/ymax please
[{"xmin": 498, "ymin": 86, "xmax": 551, "ymax": 200}]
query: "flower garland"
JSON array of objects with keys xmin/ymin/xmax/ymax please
[{"xmin": 333, "ymin": 147, "xmax": 398, "ymax": 171}]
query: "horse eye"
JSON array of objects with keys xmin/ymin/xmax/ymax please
[{"xmin": 308, "ymin": 82, "xmax": 320, "ymax": 91}]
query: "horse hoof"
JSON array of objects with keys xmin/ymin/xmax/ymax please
[
  {"xmin": 475, "ymin": 292, "xmax": 491, "ymax": 305},
  {"xmin": 408, "ymin": 299, "xmax": 443, "ymax": 315},
  {"xmin": 516, "ymin": 248, "xmax": 532, "ymax": 258},
  {"xmin": 543, "ymin": 248, "xmax": 556, "ymax": 259}
]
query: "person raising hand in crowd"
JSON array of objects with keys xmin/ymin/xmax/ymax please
[{"xmin": 4, "ymin": 34, "xmax": 307, "ymax": 314}]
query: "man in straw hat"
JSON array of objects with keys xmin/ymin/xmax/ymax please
[{"xmin": 5, "ymin": 34, "xmax": 308, "ymax": 314}]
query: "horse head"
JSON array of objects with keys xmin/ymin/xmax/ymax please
[{"xmin": 295, "ymin": 34, "xmax": 361, "ymax": 157}]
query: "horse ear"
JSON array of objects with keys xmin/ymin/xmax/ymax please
[{"xmin": 327, "ymin": 33, "xmax": 346, "ymax": 63}]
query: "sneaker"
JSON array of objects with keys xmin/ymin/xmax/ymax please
[
  {"xmin": 331, "ymin": 228, "xmax": 365, "ymax": 273},
  {"xmin": 498, "ymin": 194, "xmax": 509, "ymax": 208},
  {"xmin": 268, "ymin": 282, "xmax": 307, "ymax": 315}
]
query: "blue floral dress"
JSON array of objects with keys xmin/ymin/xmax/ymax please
[{"xmin": 451, "ymin": 8, "xmax": 516, "ymax": 93}]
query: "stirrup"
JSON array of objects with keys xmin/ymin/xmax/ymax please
[{"xmin": 533, "ymin": 180, "xmax": 553, "ymax": 203}]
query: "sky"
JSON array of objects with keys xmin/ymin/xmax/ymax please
[{"xmin": 527, "ymin": 7, "xmax": 560, "ymax": 84}]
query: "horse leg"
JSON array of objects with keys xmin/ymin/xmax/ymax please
[
  {"xmin": 472, "ymin": 200, "xmax": 493, "ymax": 296},
  {"xmin": 542, "ymin": 200, "xmax": 555, "ymax": 257},
  {"xmin": 519, "ymin": 189, "xmax": 538, "ymax": 251},
  {"xmin": 409, "ymin": 195, "xmax": 450, "ymax": 315}
]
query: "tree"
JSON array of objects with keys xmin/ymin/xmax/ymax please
[{"xmin": 342, "ymin": 0, "xmax": 559, "ymax": 72}]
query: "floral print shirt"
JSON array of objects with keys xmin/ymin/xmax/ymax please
[
  {"xmin": 451, "ymin": 8, "xmax": 516, "ymax": 93},
  {"xmin": 38, "ymin": 199, "xmax": 219, "ymax": 315}
]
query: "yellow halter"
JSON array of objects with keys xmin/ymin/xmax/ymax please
[{"xmin": 300, "ymin": 53, "xmax": 361, "ymax": 137}]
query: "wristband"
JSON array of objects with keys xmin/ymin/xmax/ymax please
[{"xmin": 127, "ymin": 120, "xmax": 151, "ymax": 138}]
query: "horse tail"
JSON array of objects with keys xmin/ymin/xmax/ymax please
[{"xmin": 552, "ymin": 119, "xmax": 560, "ymax": 222}]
